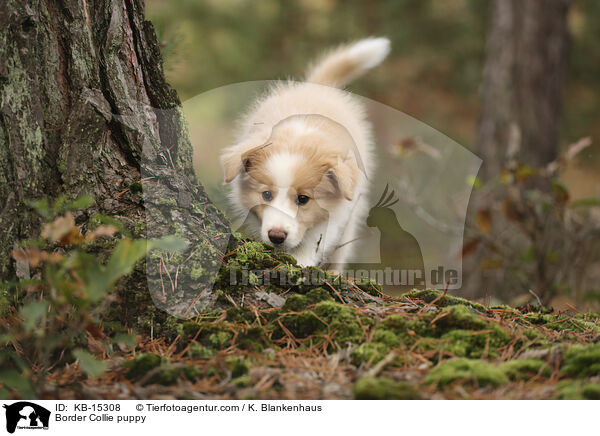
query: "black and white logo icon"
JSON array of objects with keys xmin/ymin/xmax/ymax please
[{"xmin": 3, "ymin": 402, "xmax": 50, "ymax": 434}]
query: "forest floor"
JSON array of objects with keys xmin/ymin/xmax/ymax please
[{"xmin": 42, "ymin": 240, "xmax": 600, "ymax": 401}]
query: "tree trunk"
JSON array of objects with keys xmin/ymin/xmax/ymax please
[
  {"xmin": 0, "ymin": 0, "xmax": 231, "ymax": 324},
  {"xmin": 476, "ymin": 0, "xmax": 571, "ymax": 181}
]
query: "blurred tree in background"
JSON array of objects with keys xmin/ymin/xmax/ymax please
[{"xmin": 476, "ymin": 0, "xmax": 571, "ymax": 181}]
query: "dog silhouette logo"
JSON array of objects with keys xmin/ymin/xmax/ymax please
[{"xmin": 3, "ymin": 402, "xmax": 50, "ymax": 433}]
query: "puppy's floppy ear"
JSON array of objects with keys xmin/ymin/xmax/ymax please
[
  {"xmin": 221, "ymin": 148, "xmax": 246, "ymax": 183},
  {"xmin": 221, "ymin": 141, "xmax": 266, "ymax": 183},
  {"xmin": 221, "ymin": 150, "xmax": 240, "ymax": 183},
  {"xmin": 326, "ymin": 156, "xmax": 359, "ymax": 201}
]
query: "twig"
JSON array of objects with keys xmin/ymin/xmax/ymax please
[
  {"xmin": 366, "ymin": 351, "xmax": 397, "ymax": 377},
  {"xmin": 528, "ymin": 289, "xmax": 543, "ymax": 308}
]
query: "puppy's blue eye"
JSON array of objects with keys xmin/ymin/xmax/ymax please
[
  {"xmin": 262, "ymin": 191, "xmax": 273, "ymax": 202},
  {"xmin": 296, "ymin": 195, "xmax": 310, "ymax": 205}
]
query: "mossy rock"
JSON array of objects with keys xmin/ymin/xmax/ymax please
[
  {"xmin": 425, "ymin": 358, "xmax": 508, "ymax": 388},
  {"xmin": 354, "ymin": 376, "xmax": 422, "ymax": 400}
]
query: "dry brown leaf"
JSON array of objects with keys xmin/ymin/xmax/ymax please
[
  {"xmin": 42, "ymin": 212, "xmax": 76, "ymax": 242},
  {"xmin": 460, "ymin": 238, "xmax": 480, "ymax": 259},
  {"xmin": 475, "ymin": 209, "xmax": 492, "ymax": 235},
  {"xmin": 85, "ymin": 225, "xmax": 118, "ymax": 241}
]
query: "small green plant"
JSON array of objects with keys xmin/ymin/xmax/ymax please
[{"xmin": 0, "ymin": 195, "xmax": 185, "ymax": 399}]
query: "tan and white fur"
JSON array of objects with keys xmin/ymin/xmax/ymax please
[{"xmin": 221, "ymin": 37, "xmax": 390, "ymax": 268}]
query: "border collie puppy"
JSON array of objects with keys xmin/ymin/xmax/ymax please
[{"xmin": 221, "ymin": 38, "xmax": 390, "ymax": 268}]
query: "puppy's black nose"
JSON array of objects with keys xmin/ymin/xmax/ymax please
[{"xmin": 268, "ymin": 229, "xmax": 287, "ymax": 245}]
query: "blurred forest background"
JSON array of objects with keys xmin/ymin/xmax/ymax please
[{"xmin": 146, "ymin": 0, "xmax": 600, "ymax": 309}]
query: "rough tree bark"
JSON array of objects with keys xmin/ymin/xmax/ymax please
[
  {"xmin": 0, "ymin": 0, "xmax": 231, "ymax": 324},
  {"xmin": 476, "ymin": 0, "xmax": 571, "ymax": 181}
]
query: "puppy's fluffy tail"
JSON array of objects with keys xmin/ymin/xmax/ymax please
[{"xmin": 305, "ymin": 37, "xmax": 391, "ymax": 88}]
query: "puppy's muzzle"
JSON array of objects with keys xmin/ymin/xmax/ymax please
[{"xmin": 268, "ymin": 229, "xmax": 287, "ymax": 245}]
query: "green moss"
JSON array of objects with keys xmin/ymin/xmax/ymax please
[
  {"xmin": 556, "ymin": 380, "xmax": 600, "ymax": 400},
  {"xmin": 522, "ymin": 328, "xmax": 547, "ymax": 342},
  {"xmin": 353, "ymin": 376, "xmax": 422, "ymax": 400},
  {"xmin": 187, "ymin": 345, "xmax": 215, "ymax": 359},
  {"xmin": 306, "ymin": 287, "xmax": 333, "ymax": 304},
  {"xmin": 276, "ymin": 311, "xmax": 322, "ymax": 339},
  {"xmin": 129, "ymin": 182, "xmax": 143, "ymax": 194},
  {"xmin": 583, "ymin": 383, "xmax": 600, "ymax": 399},
  {"xmin": 372, "ymin": 329, "xmax": 403, "ymax": 347},
  {"xmin": 226, "ymin": 356, "xmax": 252, "ymax": 378},
  {"xmin": 182, "ymin": 365, "xmax": 202, "ymax": 380},
  {"xmin": 263, "ymin": 288, "xmax": 331, "ymax": 316},
  {"xmin": 433, "ymin": 305, "xmax": 490, "ymax": 330},
  {"xmin": 133, "ymin": 221, "xmax": 145, "ymax": 237},
  {"xmin": 226, "ymin": 306, "xmax": 256, "ymax": 324},
  {"xmin": 561, "ymin": 344, "xmax": 600, "ymax": 377},
  {"xmin": 229, "ymin": 241, "xmax": 278, "ymax": 269},
  {"xmin": 232, "ymin": 375, "xmax": 253, "ymax": 388},
  {"xmin": 499, "ymin": 359, "xmax": 551, "ymax": 381},
  {"xmin": 271, "ymin": 251, "xmax": 297, "ymax": 266},
  {"xmin": 350, "ymin": 342, "xmax": 392, "ymax": 365},
  {"xmin": 402, "ymin": 289, "xmax": 488, "ymax": 312},
  {"xmin": 178, "ymin": 322, "xmax": 233, "ymax": 349},
  {"xmin": 523, "ymin": 313, "xmax": 600, "ymax": 334},
  {"xmin": 282, "ymin": 294, "xmax": 309, "ymax": 312},
  {"xmin": 154, "ymin": 198, "xmax": 178, "ymax": 207},
  {"xmin": 313, "ymin": 301, "xmax": 366, "ymax": 345},
  {"xmin": 124, "ymin": 353, "xmax": 166, "ymax": 380},
  {"xmin": 440, "ymin": 328, "xmax": 510, "ymax": 359},
  {"xmin": 209, "ymin": 331, "xmax": 233, "ymax": 348},
  {"xmin": 236, "ymin": 326, "xmax": 270, "ymax": 351},
  {"xmin": 376, "ymin": 315, "xmax": 432, "ymax": 345},
  {"xmin": 425, "ymin": 358, "xmax": 508, "ymax": 388},
  {"xmin": 190, "ymin": 266, "xmax": 205, "ymax": 281},
  {"xmin": 350, "ymin": 304, "xmax": 514, "ymax": 365},
  {"xmin": 154, "ymin": 366, "xmax": 181, "ymax": 385},
  {"xmin": 0, "ymin": 286, "xmax": 10, "ymax": 318},
  {"xmin": 429, "ymin": 306, "xmax": 512, "ymax": 358},
  {"xmin": 126, "ymin": 362, "xmax": 191, "ymax": 386},
  {"xmin": 274, "ymin": 300, "xmax": 367, "ymax": 348}
]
